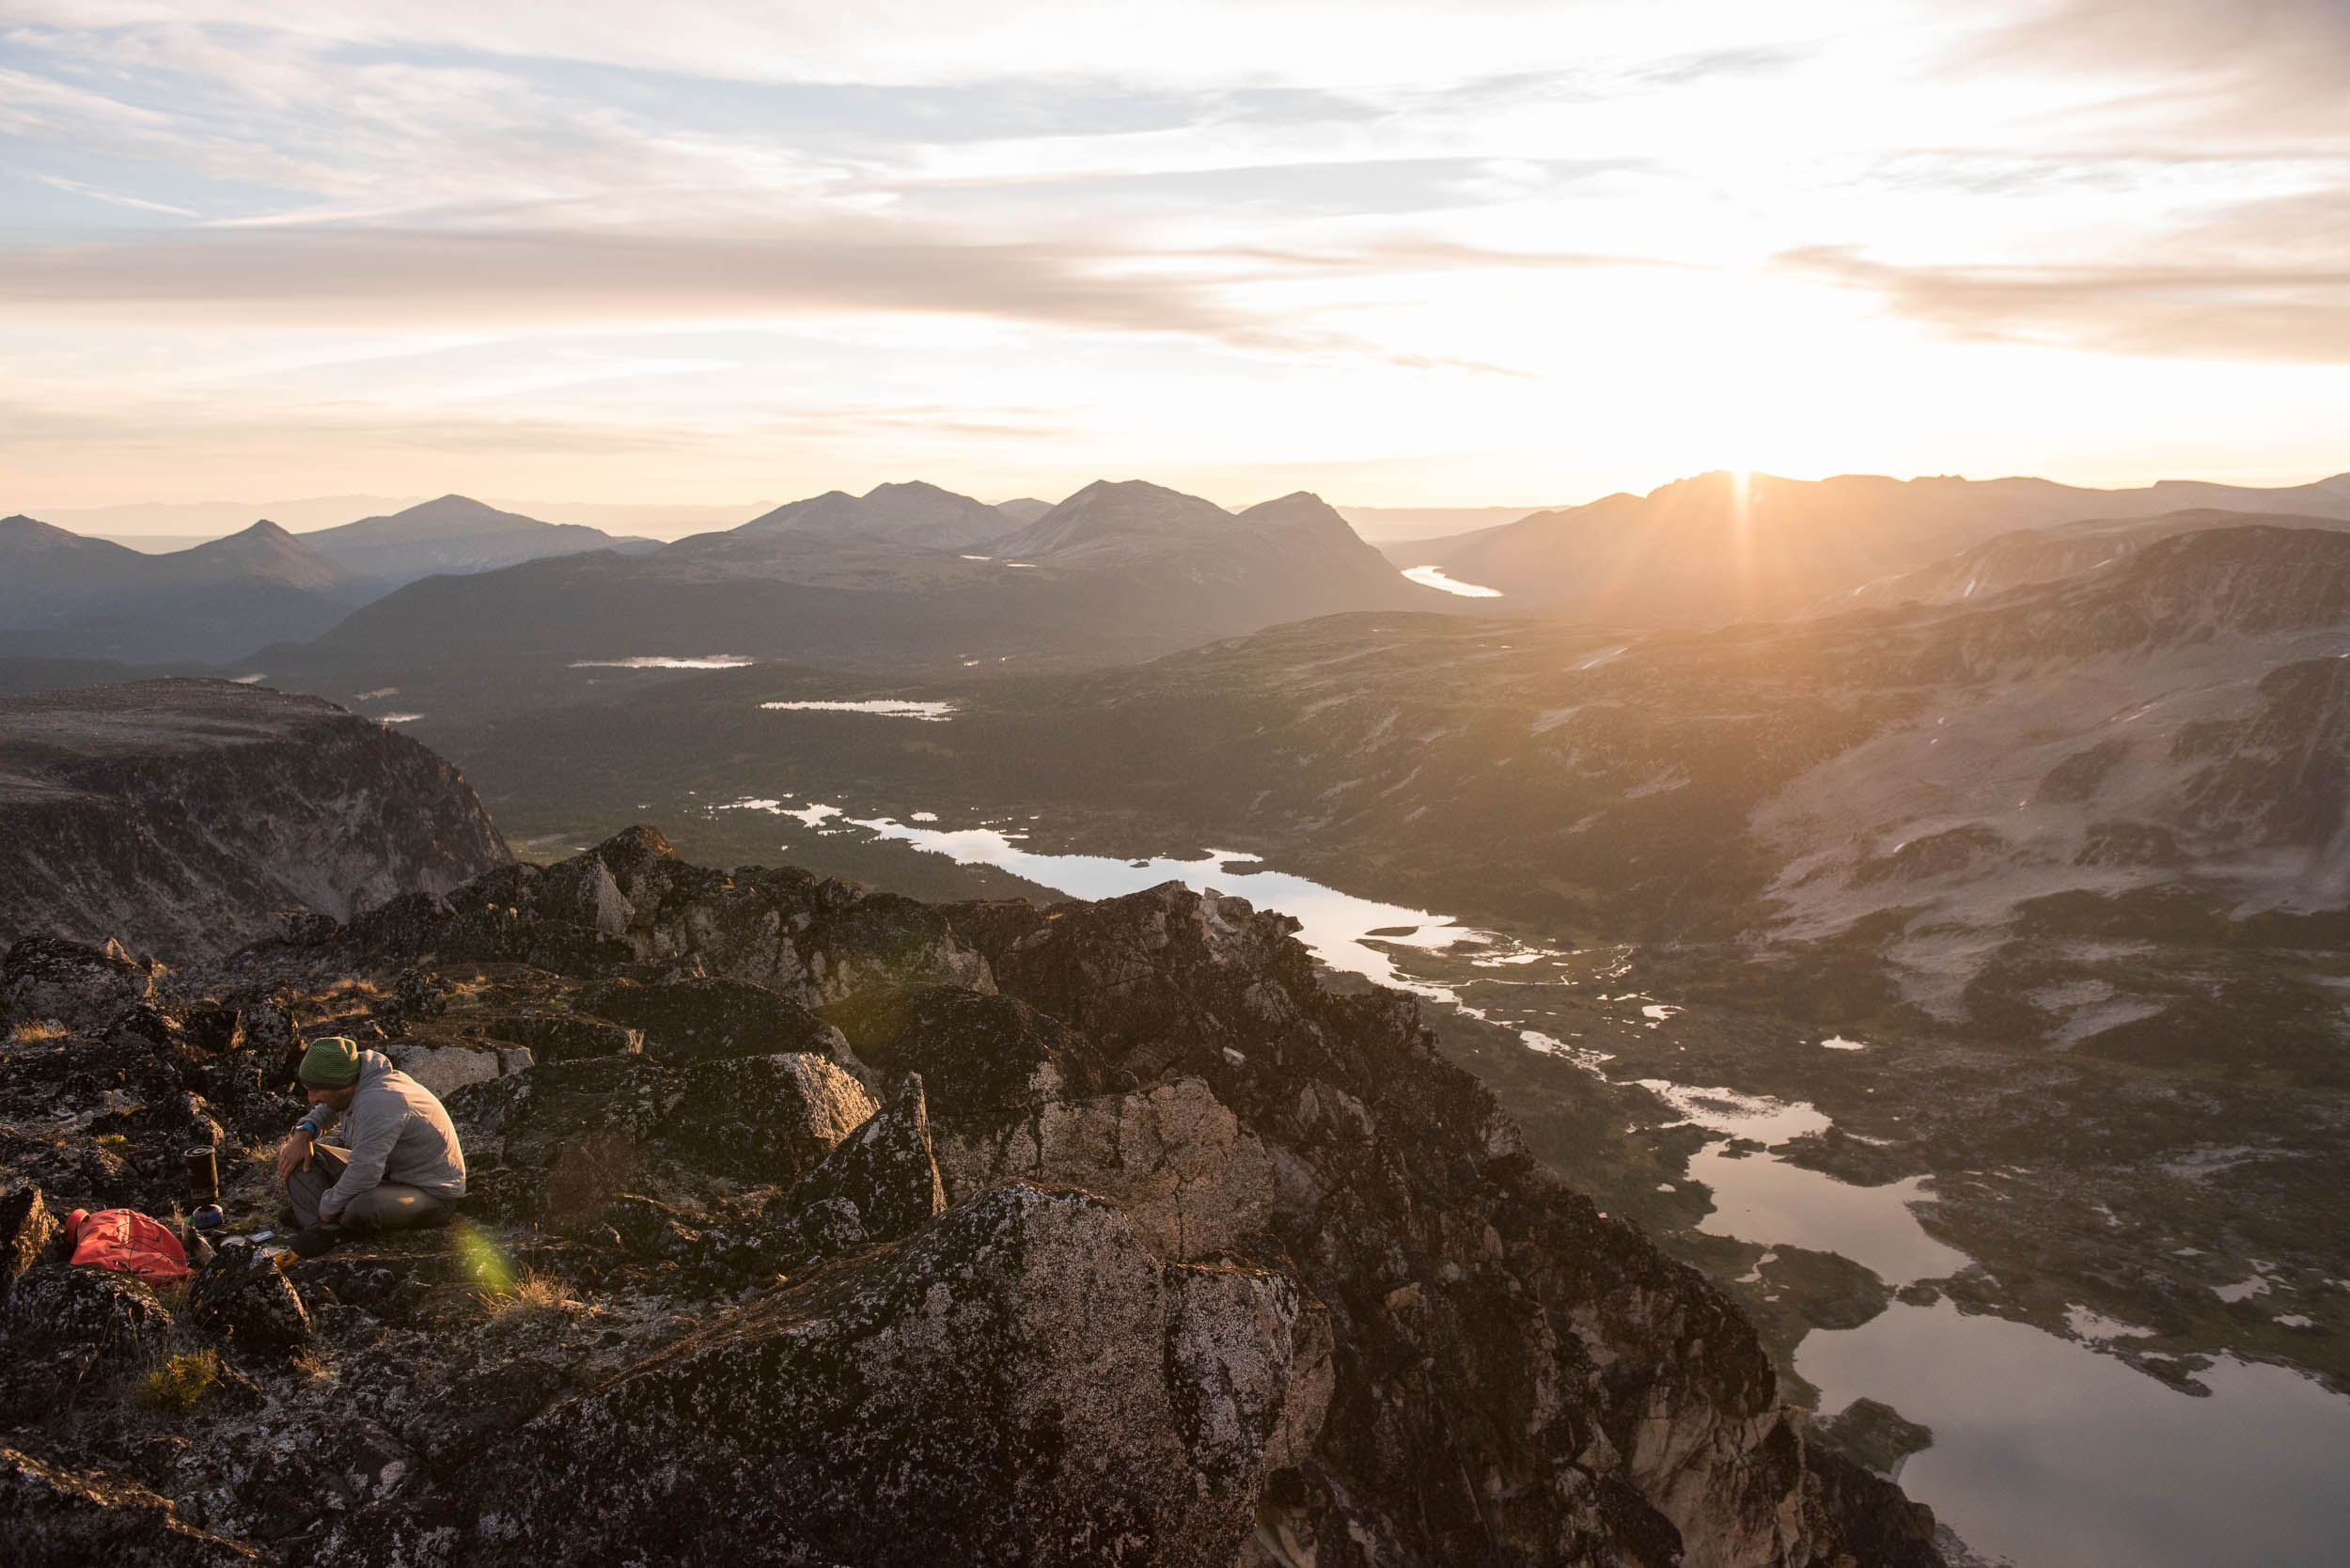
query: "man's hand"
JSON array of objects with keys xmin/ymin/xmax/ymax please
[{"xmin": 276, "ymin": 1129, "xmax": 315, "ymax": 1182}]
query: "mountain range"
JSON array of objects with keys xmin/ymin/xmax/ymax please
[
  {"xmin": 258, "ymin": 478, "xmax": 1443, "ymax": 706},
  {"xmin": 1390, "ymin": 468, "xmax": 2350, "ymax": 621},
  {"xmin": 0, "ymin": 497, "xmax": 656, "ymax": 663}
]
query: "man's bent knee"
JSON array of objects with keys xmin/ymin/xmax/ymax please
[{"xmin": 338, "ymin": 1184, "xmax": 446, "ymax": 1234}]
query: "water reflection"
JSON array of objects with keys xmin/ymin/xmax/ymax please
[
  {"xmin": 1800, "ymin": 1299, "xmax": 2350, "ymax": 1568},
  {"xmin": 1690, "ymin": 1143, "xmax": 1964, "ymax": 1284}
]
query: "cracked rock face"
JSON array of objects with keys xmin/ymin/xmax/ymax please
[
  {"xmin": 482, "ymin": 1184, "xmax": 1307, "ymax": 1568},
  {"xmin": 935, "ymin": 1074, "xmax": 1276, "ymax": 1262}
]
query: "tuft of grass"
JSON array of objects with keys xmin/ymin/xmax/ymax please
[
  {"xmin": 139, "ymin": 1350, "xmax": 219, "ymax": 1411},
  {"xmin": 480, "ymin": 1266, "xmax": 569, "ymax": 1313},
  {"xmin": 9, "ymin": 1019, "xmax": 68, "ymax": 1043}
]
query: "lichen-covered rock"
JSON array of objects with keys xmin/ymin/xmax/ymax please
[
  {"xmin": 578, "ymin": 975, "xmax": 848, "ymax": 1065},
  {"xmin": 1, "ymin": 1447, "xmax": 258, "ymax": 1566},
  {"xmin": 1, "ymin": 935, "xmax": 152, "ymax": 1030},
  {"xmin": 764, "ymin": 1075, "xmax": 946, "ymax": 1262},
  {"xmin": 849, "ymin": 983, "xmax": 1114, "ymax": 1112},
  {"xmin": 477, "ymin": 1185, "xmax": 1308, "ymax": 1568},
  {"xmin": 937, "ymin": 1075, "xmax": 1275, "ymax": 1262},
  {"xmin": 0, "ymin": 840, "xmax": 1944, "ymax": 1568},
  {"xmin": 390, "ymin": 965, "xmax": 449, "ymax": 1019},
  {"xmin": 664, "ymin": 1052, "xmax": 876, "ymax": 1187},
  {"xmin": 450, "ymin": 1049, "xmax": 873, "ymax": 1219},
  {"xmin": 344, "ymin": 891, "xmax": 456, "ymax": 957},
  {"xmin": 543, "ymin": 825, "xmax": 995, "ymax": 1008},
  {"xmin": 537, "ymin": 854, "xmax": 633, "ymax": 936},
  {"xmin": 950, "ymin": 882, "xmax": 1854, "ymax": 1567},
  {"xmin": 0, "ymin": 1185, "xmax": 59, "ymax": 1306},
  {"xmin": 189, "ymin": 1246, "xmax": 311, "ymax": 1347},
  {"xmin": 6, "ymin": 1262, "xmax": 174, "ymax": 1359},
  {"xmin": 384, "ymin": 1041, "xmax": 529, "ymax": 1101}
]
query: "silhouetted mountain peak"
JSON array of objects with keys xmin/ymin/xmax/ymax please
[
  {"xmin": 739, "ymin": 481, "xmax": 1005, "ymax": 549},
  {"xmin": 996, "ymin": 480, "xmax": 1232, "ymax": 561},
  {"xmin": 0, "ymin": 514, "xmax": 96, "ymax": 548},
  {"xmin": 178, "ymin": 518, "xmax": 342, "ymax": 590},
  {"xmin": 1235, "ymin": 491, "xmax": 1354, "ymax": 535}
]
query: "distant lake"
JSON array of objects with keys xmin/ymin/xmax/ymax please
[
  {"xmin": 758, "ymin": 700, "xmax": 958, "ymax": 721},
  {"xmin": 1402, "ymin": 564, "xmax": 1503, "ymax": 598}
]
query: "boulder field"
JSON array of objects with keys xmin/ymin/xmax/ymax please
[{"xmin": 0, "ymin": 825, "xmax": 1942, "ymax": 1566}]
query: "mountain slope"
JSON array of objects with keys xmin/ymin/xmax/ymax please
[
  {"xmin": 299, "ymin": 494, "xmax": 656, "ymax": 588},
  {"xmin": 0, "ymin": 517, "xmax": 356, "ymax": 662},
  {"xmin": 0, "ymin": 515, "xmax": 155, "ymax": 627},
  {"xmin": 1841, "ymin": 508, "xmax": 2350, "ymax": 611},
  {"xmin": 737, "ymin": 480, "xmax": 1012, "ymax": 549},
  {"xmin": 1391, "ymin": 468, "xmax": 2350, "ymax": 624}
]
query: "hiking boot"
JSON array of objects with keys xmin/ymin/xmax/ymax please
[{"xmin": 290, "ymin": 1223, "xmax": 347, "ymax": 1259}]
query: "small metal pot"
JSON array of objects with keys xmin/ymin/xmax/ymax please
[{"xmin": 182, "ymin": 1145, "xmax": 219, "ymax": 1200}]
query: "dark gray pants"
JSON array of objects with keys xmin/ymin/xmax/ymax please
[{"xmin": 287, "ymin": 1145, "xmax": 451, "ymax": 1233}]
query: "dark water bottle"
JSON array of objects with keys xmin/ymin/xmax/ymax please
[{"xmin": 183, "ymin": 1145, "xmax": 219, "ymax": 1201}]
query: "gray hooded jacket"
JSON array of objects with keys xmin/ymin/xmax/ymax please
[{"xmin": 298, "ymin": 1049, "xmax": 466, "ymax": 1219}]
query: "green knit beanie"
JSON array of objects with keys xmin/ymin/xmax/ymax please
[{"xmin": 298, "ymin": 1036, "xmax": 361, "ymax": 1089}]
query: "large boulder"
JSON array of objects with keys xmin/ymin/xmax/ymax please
[
  {"xmin": 1, "ymin": 936, "xmax": 152, "ymax": 1031},
  {"xmin": 476, "ymin": 1185, "xmax": 1313, "ymax": 1568},
  {"xmin": 450, "ymin": 1050, "xmax": 874, "ymax": 1220},
  {"xmin": 763, "ymin": 1075, "xmax": 946, "ymax": 1262},
  {"xmin": 189, "ymin": 1247, "xmax": 311, "ymax": 1348},
  {"xmin": 663, "ymin": 1053, "xmax": 876, "ymax": 1186},
  {"xmin": 382, "ymin": 1041, "xmax": 532, "ymax": 1102},
  {"xmin": 5, "ymin": 1262, "xmax": 174, "ymax": 1360}
]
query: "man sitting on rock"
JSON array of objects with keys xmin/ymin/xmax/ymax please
[{"xmin": 277, "ymin": 1036, "xmax": 465, "ymax": 1250}]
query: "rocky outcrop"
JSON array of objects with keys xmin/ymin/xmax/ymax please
[
  {"xmin": 483, "ymin": 1185, "xmax": 1311, "ymax": 1567},
  {"xmin": 0, "ymin": 680, "xmax": 509, "ymax": 963},
  {"xmin": 0, "ymin": 936, "xmax": 157, "ymax": 1030},
  {"xmin": 0, "ymin": 835, "xmax": 1940, "ymax": 1567}
]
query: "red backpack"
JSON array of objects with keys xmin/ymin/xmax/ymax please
[{"xmin": 64, "ymin": 1207, "xmax": 193, "ymax": 1283}]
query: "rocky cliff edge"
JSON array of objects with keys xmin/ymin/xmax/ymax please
[{"xmin": 0, "ymin": 679, "xmax": 510, "ymax": 963}]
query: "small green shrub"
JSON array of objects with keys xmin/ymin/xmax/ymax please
[{"xmin": 140, "ymin": 1350, "xmax": 219, "ymax": 1411}]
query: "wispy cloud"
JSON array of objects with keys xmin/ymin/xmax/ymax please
[
  {"xmin": 1784, "ymin": 241, "xmax": 2350, "ymax": 362},
  {"xmin": 5, "ymin": 1, "xmax": 2349, "ymax": 506}
]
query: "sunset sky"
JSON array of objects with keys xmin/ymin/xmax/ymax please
[{"xmin": 5, "ymin": 0, "xmax": 2348, "ymax": 512}]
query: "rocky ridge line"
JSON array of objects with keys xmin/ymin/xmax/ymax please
[{"xmin": 0, "ymin": 824, "xmax": 1941, "ymax": 1566}]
